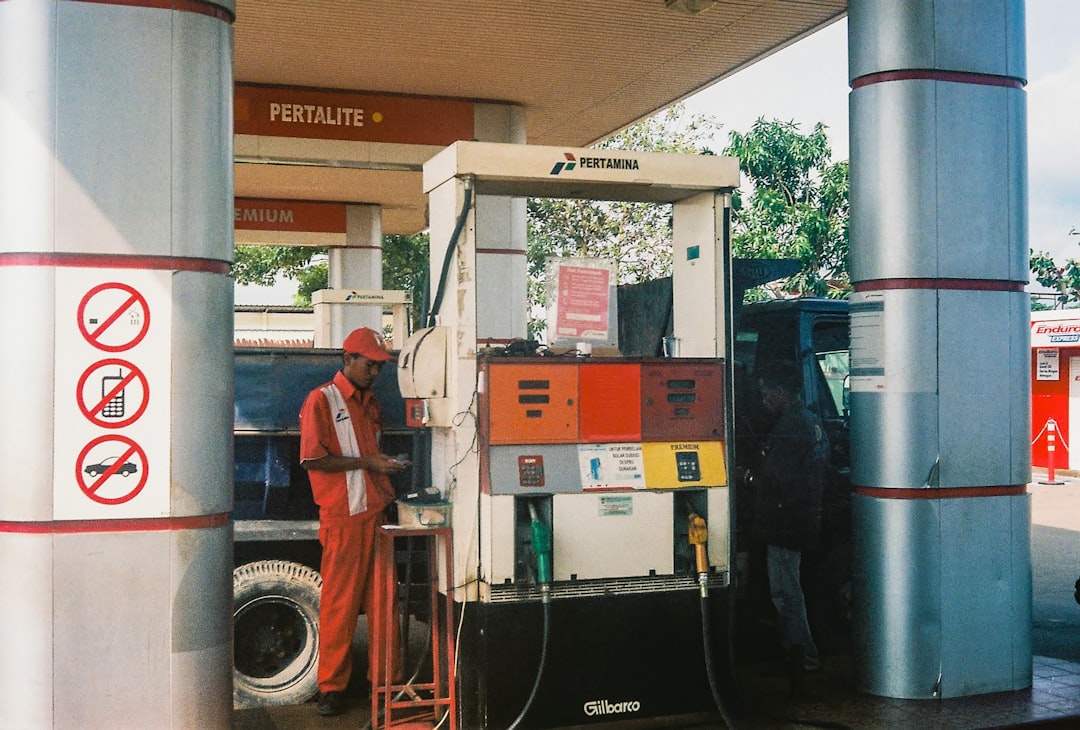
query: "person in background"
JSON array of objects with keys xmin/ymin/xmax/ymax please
[
  {"xmin": 752, "ymin": 359, "xmax": 829, "ymax": 687},
  {"xmin": 299, "ymin": 327, "xmax": 407, "ymax": 717}
]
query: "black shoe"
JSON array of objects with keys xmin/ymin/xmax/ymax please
[
  {"xmin": 788, "ymin": 645, "xmax": 806, "ymax": 697},
  {"xmin": 316, "ymin": 691, "xmax": 345, "ymax": 717}
]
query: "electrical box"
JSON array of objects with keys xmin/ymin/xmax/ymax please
[
  {"xmin": 641, "ymin": 360, "xmax": 724, "ymax": 441},
  {"xmin": 487, "ymin": 362, "xmax": 579, "ymax": 444},
  {"xmin": 397, "ymin": 326, "xmax": 449, "ymax": 399},
  {"xmin": 579, "ymin": 362, "xmax": 642, "ymax": 442}
]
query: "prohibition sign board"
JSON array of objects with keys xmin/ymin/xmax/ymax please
[
  {"xmin": 77, "ymin": 281, "xmax": 151, "ymax": 352},
  {"xmin": 55, "ymin": 268, "xmax": 171, "ymax": 519},
  {"xmin": 76, "ymin": 434, "xmax": 149, "ymax": 505},
  {"xmin": 76, "ymin": 358, "xmax": 149, "ymax": 429}
]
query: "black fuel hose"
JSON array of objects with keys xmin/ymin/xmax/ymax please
[
  {"xmin": 700, "ymin": 589, "xmax": 739, "ymax": 728},
  {"xmin": 506, "ymin": 587, "xmax": 551, "ymax": 730},
  {"xmin": 426, "ymin": 182, "xmax": 474, "ymax": 328}
]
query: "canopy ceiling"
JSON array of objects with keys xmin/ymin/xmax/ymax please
[{"xmin": 232, "ymin": 0, "xmax": 847, "ymax": 235}]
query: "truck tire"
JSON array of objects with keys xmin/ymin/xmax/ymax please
[{"xmin": 233, "ymin": 560, "xmax": 322, "ymax": 709}]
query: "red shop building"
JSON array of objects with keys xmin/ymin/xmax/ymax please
[{"xmin": 1031, "ymin": 310, "xmax": 1080, "ymax": 472}]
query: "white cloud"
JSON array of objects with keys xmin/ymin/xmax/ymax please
[
  {"xmin": 1027, "ymin": 47, "xmax": 1080, "ymax": 259},
  {"xmin": 684, "ymin": 19, "xmax": 850, "ymax": 159}
]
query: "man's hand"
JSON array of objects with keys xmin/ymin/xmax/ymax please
[
  {"xmin": 364, "ymin": 453, "xmax": 409, "ymax": 474},
  {"xmin": 301, "ymin": 453, "xmax": 408, "ymax": 474}
]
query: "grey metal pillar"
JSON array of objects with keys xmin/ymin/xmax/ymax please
[
  {"xmin": 0, "ymin": 1, "xmax": 235, "ymax": 726},
  {"xmin": 848, "ymin": 0, "xmax": 1031, "ymax": 698}
]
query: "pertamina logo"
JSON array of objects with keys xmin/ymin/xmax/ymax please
[
  {"xmin": 583, "ymin": 698, "xmax": 641, "ymax": 717},
  {"xmin": 550, "ymin": 153, "xmax": 577, "ymax": 175},
  {"xmin": 550, "ymin": 153, "xmax": 642, "ymax": 175}
]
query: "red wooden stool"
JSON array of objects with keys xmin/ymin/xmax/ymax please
[{"xmin": 372, "ymin": 525, "xmax": 457, "ymax": 730}]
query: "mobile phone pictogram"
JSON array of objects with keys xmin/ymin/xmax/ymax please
[{"xmin": 101, "ymin": 369, "xmax": 126, "ymax": 418}]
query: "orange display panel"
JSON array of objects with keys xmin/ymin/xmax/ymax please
[
  {"xmin": 640, "ymin": 360, "xmax": 725, "ymax": 441},
  {"xmin": 487, "ymin": 362, "xmax": 579, "ymax": 445},
  {"xmin": 579, "ymin": 362, "xmax": 642, "ymax": 443}
]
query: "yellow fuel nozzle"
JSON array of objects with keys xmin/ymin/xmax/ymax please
[{"xmin": 688, "ymin": 513, "xmax": 709, "ymax": 594}]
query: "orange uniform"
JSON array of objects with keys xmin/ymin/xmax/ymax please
[{"xmin": 300, "ymin": 369, "xmax": 397, "ymax": 692}]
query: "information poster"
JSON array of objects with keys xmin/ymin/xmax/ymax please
[
  {"xmin": 577, "ymin": 443, "xmax": 645, "ymax": 490},
  {"xmin": 1037, "ymin": 348, "xmax": 1060, "ymax": 381},
  {"xmin": 545, "ymin": 257, "xmax": 618, "ymax": 348}
]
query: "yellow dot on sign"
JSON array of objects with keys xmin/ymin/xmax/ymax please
[{"xmin": 372, "ymin": 112, "xmax": 383, "ymax": 123}]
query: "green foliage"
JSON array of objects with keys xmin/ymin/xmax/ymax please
[
  {"xmin": 294, "ymin": 261, "xmax": 328, "ymax": 305},
  {"xmin": 1030, "ymin": 247, "xmax": 1080, "ymax": 309},
  {"xmin": 382, "ymin": 233, "xmax": 430, "ymax": 329},
  {"xmin": 526, "ymin": 104, "xmax": 720, "ymax": 336},
  {"xmin": 232, "ymin": 245, "xmax": 322, "ymax": 289},
  {"xmin": 724, "ymin": 118, "xmax": 849, "ymax": 298},
  {"xmin": 232, "ymin": 233, "xmax": 429, "ymax": 327}
]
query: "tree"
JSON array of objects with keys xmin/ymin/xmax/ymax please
[
  {"xmin": 526, "ymin": 104, "xmax": 720, "ymax": 335},
  {"xmin": 381, "ymin": 233, "xmax": 430, "ymax": 329},
  {"xmin": 234, "ymin": 109, "xmax": 854, "ymax": 333},
  {"xmin": 232, "ymin": 233, "xmax": 430, "ymax": 329},
  {"xmin": 1030, "ymin": 229, "xmax": 1080, "ymax": 309},
  {"xmin": 723, "ymin": 118, "xmax": 849, "ymax": 299},
  {"xmin": 232, "ymin": 245, "xmax": 323, "ymax": 302}
]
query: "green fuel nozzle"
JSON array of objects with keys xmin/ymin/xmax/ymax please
[{"xmin": 528, "ymin": 502, "xmax": 553, "ymax": 590}]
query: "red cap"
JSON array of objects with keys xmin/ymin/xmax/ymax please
[{"xmin": 342, "ymin": 327, "xmax": 396, "ymax": 363}]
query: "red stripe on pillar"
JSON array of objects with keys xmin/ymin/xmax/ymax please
[
  {"xmin": 0, "ymin": 512, "xmax": 230, "ymax": 534},
  {"xmin": 856, "ymin": 486, "xmax": 1026, "ymax": 500},
  {"xmin": 476, "ymin": 248, "xmax": 528, "ymax": 256},
  {"xmin": 0, "ymin": 252, "xmax": 230, "ymax": 274},
  {"xmin": 851, "ymin": 69, "xmax": 1025, "ymax": 90},
  {"xmin": 70, "ymin": 0, "xmax": 233, "ymax": 22},
  {"xmin": 853, "ymin": 278, "xmax": 1025, "ymax": 293}
]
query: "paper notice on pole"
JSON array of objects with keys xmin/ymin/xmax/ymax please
[
  {"xmin": 1037, "ymin": 348, "xmax": 1060, "ymax": 381},
  {"xmin": 849, "ymin": 291, "xmax": 885, "ymax": 393},
  {"xmin": 544, "ymin": 257, "xmax": 618, "ymax": 348}
]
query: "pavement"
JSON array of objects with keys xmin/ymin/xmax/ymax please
[{"xmin": 234, "ymin": 472, "xmax": 1080, "ymax": 729}]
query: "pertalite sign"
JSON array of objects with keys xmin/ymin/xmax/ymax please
[{"xmin": 234, "ymin": 84, "xmax": 474, "ymax": 145}]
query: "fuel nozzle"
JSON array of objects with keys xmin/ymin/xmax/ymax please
[
  {"xmin": 528, "ymin": 502, "xmax": 553, "ymax": 600},
  {"xmin": 688, "ymin": 513, "xmax": 710, "ymax": 597}
]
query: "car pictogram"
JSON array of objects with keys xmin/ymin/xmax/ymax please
[{"xmin": 84, "ymin": 455, "xmax": 138, "ymax": 477}]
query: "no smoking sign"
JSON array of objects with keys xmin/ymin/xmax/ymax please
[{"xmin": 77, "ymin": 282, "xmax": 150, "ymax": 352}]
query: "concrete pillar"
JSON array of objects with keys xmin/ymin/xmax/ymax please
[
  {"xmin": 0, "ymin": 1, "xmax": 235, "ymax": 727},
  {"xmin": 325, "ymin": 204, "xmax": 384, "ymax": 343},
  {"xmin": 424, "ymin": 105, "xmax": 527, "ymax": 599},
  {"xmin": 472, "ymin": 101, "xmax": 528, "ymax": 343},
  {"xmin": 848, "ymin": 0, "xmax": 1031, "ymax": 698}
]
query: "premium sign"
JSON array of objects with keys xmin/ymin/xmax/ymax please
[{"xmin": 234, "ymin": 198, "xmax": 347, "ymax": 233}]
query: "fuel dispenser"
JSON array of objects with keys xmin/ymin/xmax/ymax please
[{"xmin": 399, "ymin": 141, "xmax": 740, "ymax": 728}]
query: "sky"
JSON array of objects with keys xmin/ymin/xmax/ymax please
[
  {"xmin": 236, "ymin": 1, "xmax": 1080, "ymax": 305},
  {"xmin": 683, "ymin": 0, "xmax": 1080, "ymax": 274}
]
